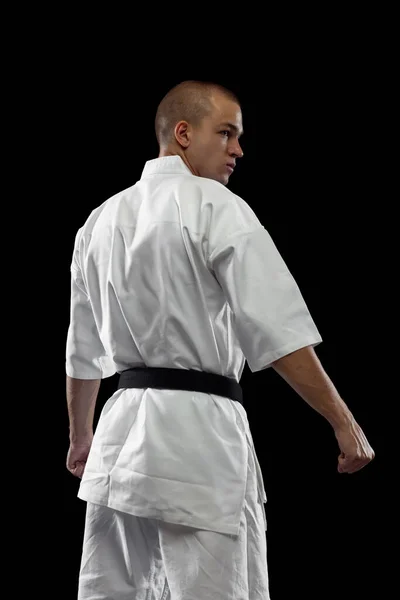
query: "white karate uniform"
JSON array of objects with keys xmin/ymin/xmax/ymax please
[{"xmin": 66, "ymin": 155, "xmax": 322, "ymax": 598}]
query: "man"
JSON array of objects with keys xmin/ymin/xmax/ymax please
[{"xmin": 66, "ymin": 80, "xmax": 375, "ymax": 599}]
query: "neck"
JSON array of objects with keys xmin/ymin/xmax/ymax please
[{"xmin": 158, "ymin": 148, "xmax": 198, "ymax": 177}]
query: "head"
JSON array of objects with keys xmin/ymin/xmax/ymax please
[{"xmin": 155, "ymin": 80, "xmax": 244, "ymax": 186}]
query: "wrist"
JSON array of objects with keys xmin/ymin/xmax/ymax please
[
  {"xmin": 69, "ymin": 430, "xmax": 93, "ymax": 445},
  {"xmin": 329, "ymin": 408, "xmax": 355, "ymax": 432}
]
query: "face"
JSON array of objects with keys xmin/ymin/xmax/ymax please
[{"xmin": 177, "ymin": 92, "xmax": 244, "ymax": 186}]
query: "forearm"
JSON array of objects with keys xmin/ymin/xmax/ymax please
[
  {"xmin": 66, "ymin": 375, "xmax": 101, "ymax": 442},
  {"xmin": 271, "ymin": 345, "xmax": 354, "ymax": 430}
]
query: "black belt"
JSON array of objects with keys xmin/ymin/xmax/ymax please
[{"xmin": 117, "ymin": 367, "xmax": 243, "ymax": 406}]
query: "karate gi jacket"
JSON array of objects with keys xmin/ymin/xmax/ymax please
[{"xmin": 66, "ymin": 155, "xmax": 322, "ymax": 535}]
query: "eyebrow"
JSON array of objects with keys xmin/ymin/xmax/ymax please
[{"xmin": 219, "ymin": 122, "xmax": 244, "ymax": 137}]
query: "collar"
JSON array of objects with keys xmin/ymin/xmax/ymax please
[{"xmin": 140, "ymin": 155, "xmax": 194, "ymax": 179}]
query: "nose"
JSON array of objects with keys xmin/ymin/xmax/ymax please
[{"xmin": 230, "ymin": 139, "xmax": 244, "ymax": 159}]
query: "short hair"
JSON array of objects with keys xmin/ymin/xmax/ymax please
[{"xmin": 155, "ymin": 80, "xmax": 241, "ymax": 148}]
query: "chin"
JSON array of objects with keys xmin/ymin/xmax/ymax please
[
  {"xmin": 215, "ymin": 174, "xmax": 229, "ymax": 186},
  {"xmin": 208, "ymin": 171, "xmax": 229, "ymax": 186}
]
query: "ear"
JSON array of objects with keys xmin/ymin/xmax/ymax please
[{"xmin": 174, "ymin": 121, "xmax": 191, "ymax": 148}]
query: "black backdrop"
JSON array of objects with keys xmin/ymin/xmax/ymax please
[{"xmin": 55, "ymin": 66, "xmax": 388, "ymax": 599}]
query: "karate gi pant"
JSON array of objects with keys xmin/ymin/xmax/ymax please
[{"xmin": 77, "ymin": 432, "xmax": 270, "ymax": 599}]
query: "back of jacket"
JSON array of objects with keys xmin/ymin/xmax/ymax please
[
  {"xmin": 65, "ymin": 155, "xmax": 322, "ymax": 535},
  {"xmin": 66, "ymin": 155, "xmax": 322, "ymax": 382}
]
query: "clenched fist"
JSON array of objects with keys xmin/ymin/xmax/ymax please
[{"xmin": 334, "ymin": 420, "xmax": 375, "ymax": 474}]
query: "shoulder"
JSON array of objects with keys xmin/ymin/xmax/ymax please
[
  {"xmin": 195, "ymin": 176, "xmax": 263, "ymax": 232},
  {"xmin": 77, "ymin": 183, "xmax": 136, "ymax": 237}
]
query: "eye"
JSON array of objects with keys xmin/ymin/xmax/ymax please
[{"xmin": 220, "ymin": 130, "xmax": 230, "ymax": 137}]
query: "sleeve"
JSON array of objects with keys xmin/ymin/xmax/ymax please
[
  {"xmin": 207, "ymin": 223, "xmax": 323, "ymax": 372},
  {"xmin": 65, "ymin": 229, "xmax": 116, "ymax": 379}
]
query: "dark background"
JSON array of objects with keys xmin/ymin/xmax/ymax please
[{"xmin": 48, "ymin": 46, "xmax": 392, "ymax": 599}]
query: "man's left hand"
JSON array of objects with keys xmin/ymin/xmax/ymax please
[{"xmin": 66, "ymin": 436, "xmax": 93, "ymax": 479}]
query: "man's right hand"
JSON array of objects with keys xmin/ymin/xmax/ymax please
[
  {"xmin": 334, "ymin": 419, "xmax": 375, "ymax": 474},
  {"xmin": 270, "ymin": 345, "xmax": 376, "ymax": 474}
]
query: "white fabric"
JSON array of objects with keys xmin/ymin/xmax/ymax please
[
  {"xmin": 66, "ymin": 155, "xmax": 322, "ymax": 535},
  {"xmin": 77, "ymin": 425, "xmax": 271, "ymax": 599}
]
